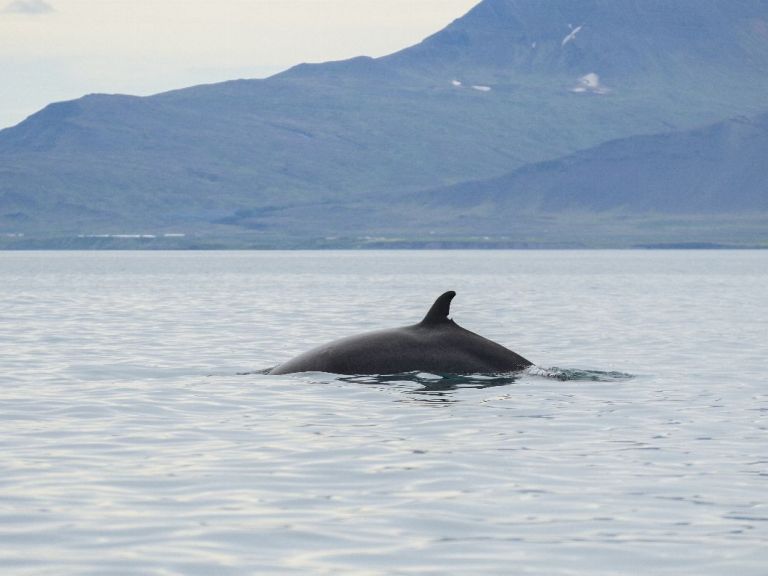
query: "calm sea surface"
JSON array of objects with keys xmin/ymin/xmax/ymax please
[{"xmin": 1, "ymin": 251, "xmax": 766, "ymax": 575}]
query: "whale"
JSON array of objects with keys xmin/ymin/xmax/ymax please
[{"xmin": 269, "ymin": 291, "xmax": 533, "ymax": 376}]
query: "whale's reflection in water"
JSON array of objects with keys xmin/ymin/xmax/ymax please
[
  {"xmin": 253, "ymin": 366, "xmax": 635, "ymax": 404},
  {"xmin": 346, "ymin": 371, "xmax": 520, "ymax": 390},
  {"xmin": 339, "ymin": 372, "xmax": 521, "ymax": 404},
  {"xmin": 338, "ymin": 368, "xmax": 634, "ymax": 404}
]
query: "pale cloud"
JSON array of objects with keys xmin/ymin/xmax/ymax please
[{"xmin": 3, "ymin": 0, "xmax": 53, "ymax": 14}]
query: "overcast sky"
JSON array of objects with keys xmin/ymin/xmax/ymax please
[{"xmin": 1, "ymin": 0, "xmax": 478, "ymax": 128}]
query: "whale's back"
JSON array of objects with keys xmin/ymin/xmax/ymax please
[{"xmin": 269, "ymin": 321, "xmax": 531, "ymax": 376}]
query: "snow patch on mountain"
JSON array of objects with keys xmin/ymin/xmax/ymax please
[
  {"xmin": 571, "ymin": 73, "xmax": 609, "ymax": 94},
  {"xmin": 562, "ymin": 25, "xmax": 584, "ymax": 47}
]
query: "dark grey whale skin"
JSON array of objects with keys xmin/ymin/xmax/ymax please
[{"xmin": 269, "ymin": 291, "xmax": 532, "ymax": 376}]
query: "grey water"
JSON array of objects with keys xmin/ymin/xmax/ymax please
[{"xmin": 0, "ymin": 250, "xmax": 766, "ymax": 575}]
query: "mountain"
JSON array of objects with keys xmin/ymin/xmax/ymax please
[
  {"xmin": 418, "ymin": 113, "xmax": 768, "ymax": 214},
  {"xmin": 389, "ymin": 0, "xmax": 768, "ymax": 79},
  {"xmin": 2, "ymin": 0, "xmax": 768, "ymax": 246},
  {"xmin": 400, "ymin": 112, "xmax": 768, "ymax": 248}
]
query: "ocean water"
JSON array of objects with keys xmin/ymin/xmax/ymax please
[{"xmin": 0, "ymin": 250, "xmax": 766, "ymax": 575}]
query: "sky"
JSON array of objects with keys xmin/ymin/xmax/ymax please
[{"xmin": 1, "ymin": 0, "xmax": 479, "ymax": 129}]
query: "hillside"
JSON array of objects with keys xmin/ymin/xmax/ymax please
[
  {"xmin": 418, "ymin": 113, "xmax": 768, "ymax": 214},
  {"xmin": 2, "ymin": 0, "xmax": 768, "ymax": 245}
]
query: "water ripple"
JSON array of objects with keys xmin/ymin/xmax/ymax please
[{"xmin": 1, "ymin": 251, "xmax": 767, "ymax": 575}]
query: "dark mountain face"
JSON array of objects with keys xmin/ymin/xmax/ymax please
[{"xmin": 1, "ymin": 0, "xmax": 768, "ymax": 242}]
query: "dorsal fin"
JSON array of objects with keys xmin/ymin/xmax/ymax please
[{"xmin": 420, "ymin": 291, "xmax": 456, "ymax": 326}]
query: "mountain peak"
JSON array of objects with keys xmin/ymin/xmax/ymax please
[{"xmin": 386, "ymin": 0, "xmax": 768, "ymax": 79}]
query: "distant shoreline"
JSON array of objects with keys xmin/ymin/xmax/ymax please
[{"xmin": 1, "ymin": 240, "xmax": 766, "ymax": 251}]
